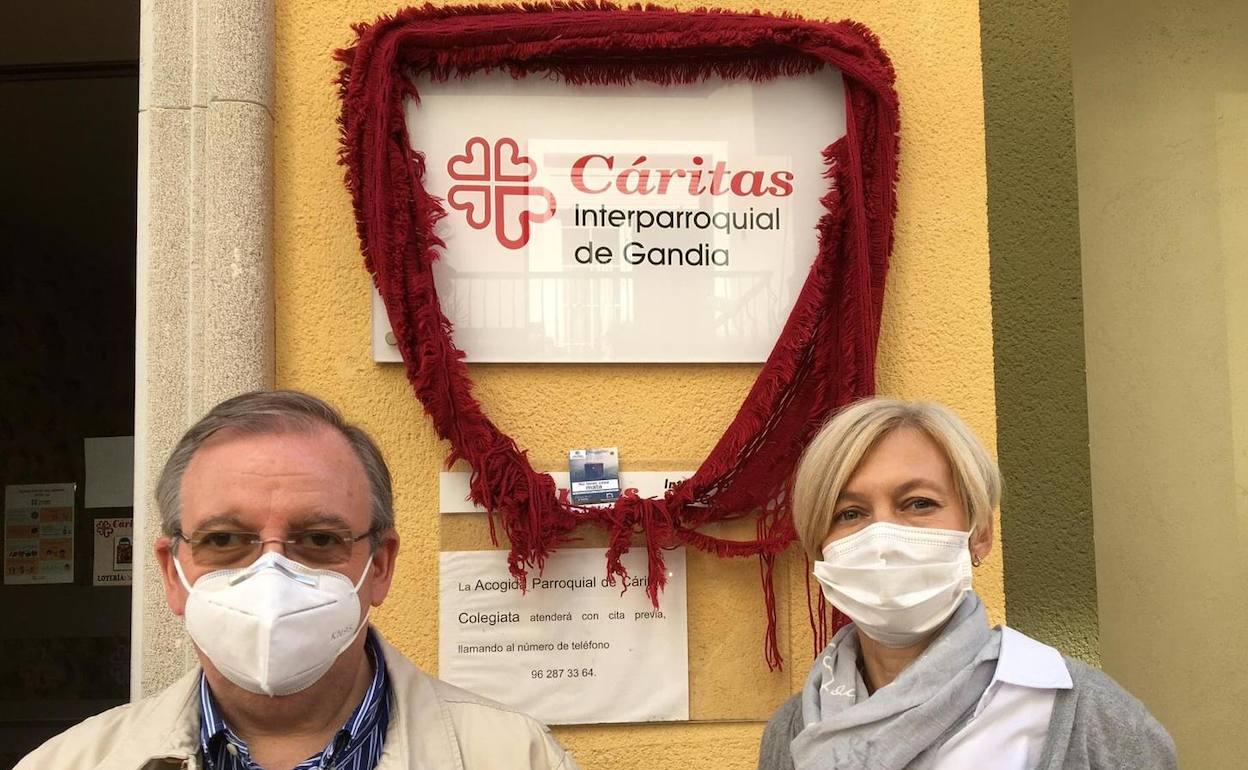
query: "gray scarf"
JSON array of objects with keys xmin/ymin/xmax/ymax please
[{"xmin": 791, "ymin": 594, "xmax": 1002, "ymax": 770}]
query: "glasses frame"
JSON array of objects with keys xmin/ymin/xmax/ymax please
[{"xmin": 172, "ymin": 525, "xmax": 381, "ymax": 567}]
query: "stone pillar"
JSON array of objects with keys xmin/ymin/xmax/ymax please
[{"xmin": 133, "ymin": 0, "xmax": 274, "ymax": 697}]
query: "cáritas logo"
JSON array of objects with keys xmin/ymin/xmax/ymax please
[
  {"xmin": 447, "ymin": 137, "xmax": 556, "ymax": 250},
  {"xmin": 445, "ymin": 137, "xmax": 796, "ymax": 249}
]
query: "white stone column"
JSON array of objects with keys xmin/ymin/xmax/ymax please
[{"xmin": 133, "ymin": 0, "xmax": 274, "ymax": 697}]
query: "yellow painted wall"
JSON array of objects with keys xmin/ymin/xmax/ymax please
[
  {"xmin": 1073, "ymin": 1, "xmax": 1248, "ymax": 765},
  {"xmin": 274, "ymin": 2, "xmax": 998, "ymax": 767}
]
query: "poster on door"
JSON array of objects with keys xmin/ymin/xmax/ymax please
[
  {"xmin": 92, "ymin": 517, "xmax": 133, "ymax": 586},
  {"xmin": 4, "ymin": 483, "xmax": 76, "ymax": 585}
]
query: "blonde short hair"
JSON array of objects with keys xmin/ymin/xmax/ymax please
[{"xmin": 792, "ymin": 398, "xmax": 1001, "ymax": 559}]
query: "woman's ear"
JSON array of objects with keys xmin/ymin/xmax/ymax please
[{"xmin": 970, "ymin": 515, "xmax": 995, "ymax": 566}]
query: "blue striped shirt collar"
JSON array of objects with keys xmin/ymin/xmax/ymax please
[{"xmin": 198, "ymin": 628, "xmax": 390, "ymax": 770}]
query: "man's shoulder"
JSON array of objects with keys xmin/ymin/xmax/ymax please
[
  {"xmin": 377, "ymin": 637, "xmax": 576, "ymax": 770},
  {"xmin": 378, "ymin": 635, "xmax": 548, "ymax": 724},
  {"xmin": 430, "ymin": 675, "xmax": 542, "ymax": 718},
  {"xmin": 387, "ymin": 648, "xmax": 553, "ymax": 732},
  {"xmin": 16, "ymin": 701, "xmax": 140, "ymax": 770},
  {"xmin": 15, "ymin": 670, "xmax": 201, "ymax": 770}
]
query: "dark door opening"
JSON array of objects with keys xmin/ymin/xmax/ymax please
[{"xmin": 0, "ymin": 3, "xmax": 139, "ymax": 766}]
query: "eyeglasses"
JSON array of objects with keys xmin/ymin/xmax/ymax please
[{"xmin": 173, "ymin": 527, "xmax": 377, "ymax": 569}]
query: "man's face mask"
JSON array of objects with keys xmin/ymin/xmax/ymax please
[{"xmin": 174, "ymin": 550, "xmax": 372, "ymax": 696}]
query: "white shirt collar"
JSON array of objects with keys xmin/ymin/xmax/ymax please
[
  {"xmin": 994, "ymin": 626, "xmax": 1074, "ymax": 689},
  {"xmin": 973, "ymin": 626, "xmax": 1072, "ymax": 717}
]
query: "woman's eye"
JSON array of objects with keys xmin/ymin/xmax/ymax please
[
  {"xmin": 834, "ymin": 509, "xmax": 862, "ymax": 523},
  {"xmin": 908, "ymin": 498, "xmax": 938, "ymax": 511}
]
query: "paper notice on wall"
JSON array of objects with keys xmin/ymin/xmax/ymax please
[
  {"xmin": 4, "ymin": 483, "xmax": 76, "ymax": 585},
  {"xmin": 439, "ymin": 547, "xmax": 689, "ymax": 725},
  {"xmin": 92, "ymin": 517, "xmax": 133, "ymax": 586},
  {"xmin": 84, "ymin": 436, "xmax": 134, "ymax": 508}
]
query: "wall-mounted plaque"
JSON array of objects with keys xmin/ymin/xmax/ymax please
[{"xmin": 372, "ymin": 70, "xmax": 846, "ymax": 363}]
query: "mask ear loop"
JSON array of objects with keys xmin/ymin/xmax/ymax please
[
  {"xmin": 351, "ymin": 556, "xmax": 374, "ymax": 593},
  {"xmin": 336, "ymin": 556, "xmax": 376, "ymax": 654},
  {"xmin": 172, "ymin": 551, "xmax": 196, "ymax": 593}
]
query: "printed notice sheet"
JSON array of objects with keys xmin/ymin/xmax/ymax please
[
  {"xmin": 4, "ymin": 483, "xmax": 76, "ymax": 584},
  {"xmin": 439, "ymin": 547, "xmax": 689, "ymax": 725}
]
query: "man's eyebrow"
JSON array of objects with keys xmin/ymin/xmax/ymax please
[
  {"xmin": 189, "ymin": 513, "xmax": 249, "ymax": 531},
  {"xmin": 292, "ymin": 512, "xmax": 354, "ymax": 530}
]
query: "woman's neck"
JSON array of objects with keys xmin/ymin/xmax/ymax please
[{"xmin": 857, "ymin": 632, "xmax": 935, "ymax": 694}]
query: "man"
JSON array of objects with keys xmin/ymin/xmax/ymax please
[{"xmin": 19, "ymin": 390, "xmax": 579, "ymax": 770}]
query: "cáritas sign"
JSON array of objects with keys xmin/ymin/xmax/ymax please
[{"xmin": 373, "ymin": 68, "xmax": 847, "ymax": 363}]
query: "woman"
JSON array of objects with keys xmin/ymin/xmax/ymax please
[{"xmin": 758, "ymin": 398, "xmax": 1176, "ymax": 770}]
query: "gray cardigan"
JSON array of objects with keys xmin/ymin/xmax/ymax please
[{"xmin": 757, "ymin": 657, "xmax": 1177, "ymax": 770}]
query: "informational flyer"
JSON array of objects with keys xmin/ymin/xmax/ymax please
[
  {"xmin": 439, "ymin": 547, "xmax": 689, "ymax": 725},
  {"xmin": 92, "ymin": 517, "xmax": 133, "ymax": 586},
  {"xmin": 4, "ymin": 483, "xmax": 76, "ymax": 585}
]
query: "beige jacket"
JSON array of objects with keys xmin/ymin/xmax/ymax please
[{"xmin": 17, "ymin": 635, "xmax": 579, "ymax": 770}]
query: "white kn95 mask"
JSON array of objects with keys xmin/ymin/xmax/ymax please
[
  {"xmin": 812, "ymin": 522, "xmax": 973, "ymax": 648},
  {"xmin": 174, "ymin": 551, "xmax": 371, "ymax": 696}
]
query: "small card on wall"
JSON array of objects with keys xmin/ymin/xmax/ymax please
[
  {"xmin": 93, "ymin": 517, "xmax": 133, "ymax": 586},
  {"xmin": 568, "ymin": 447, "xmax": 620, "ymax": 505}
]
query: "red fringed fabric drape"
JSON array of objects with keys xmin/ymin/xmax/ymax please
[{"xmin": 337, "ymin": 2, "xmax": 898, "ymax": 668}]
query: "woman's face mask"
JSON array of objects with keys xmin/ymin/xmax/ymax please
[
  {"xmin": 813, "ymin": 522, "xmax": 972, "ymax": 647},
  {"xmin": 811, "ymin": 426, "xmax": 982, "ymax": 647}
]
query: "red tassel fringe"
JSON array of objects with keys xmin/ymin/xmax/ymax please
[{"xmin": 336, "ymin": 2, "xmax": 899, "ymax": 669}]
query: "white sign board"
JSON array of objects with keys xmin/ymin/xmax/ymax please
[
  {"xmin": 439, "ymin": 470, "xmax": 693, "ymax": 514},
  {"xmin": 375, "ymin": 69, "xmax": 847, "ymax": 363},
  {"xmin": 92, "ymin": 517, "xmax": 133, "ymax": 586},
  {"xmin": 4, "ymin": 483, "xmax": 75, "ymax": 585},
  {"xmin": 439, "ymin": 547, "xmax": 689, "ymax": 724}
]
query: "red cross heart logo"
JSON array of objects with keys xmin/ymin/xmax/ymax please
[{"xmin": 446, "ymin": 136, "xmax": 556, "ymax": 249}]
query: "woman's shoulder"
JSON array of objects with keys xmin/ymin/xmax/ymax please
[
  {"xmin": 757, "ymin": 693, "xmax": 803, "ymax": 770},
  {"xmin": 764, "ymin": 692, "xmax": 804, "ymax": 732},
  {"xmin": 1061, "ymin": 656, "xmax": 1164, "ymax": 727},
  {"xmin": 993, "ymin": 627, "xmax": 1176, "ymax": 768},
  {"xmin": 1050, "ymin": 655, "xmax": 1178, "ymax": 769}
]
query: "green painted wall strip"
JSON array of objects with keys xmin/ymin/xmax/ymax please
[{"xmin": 979, "ymin": 0, "xmax": 1100, "ymax": 663}]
